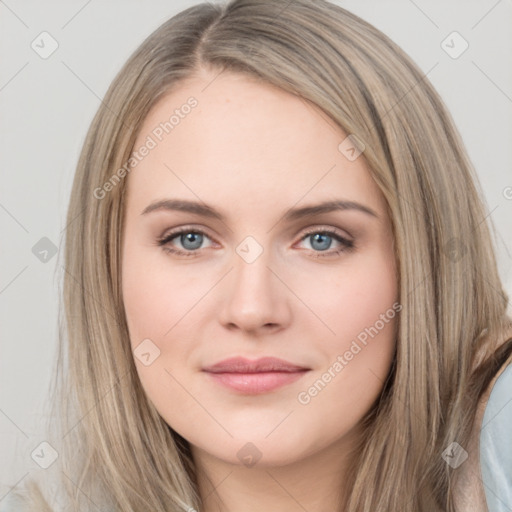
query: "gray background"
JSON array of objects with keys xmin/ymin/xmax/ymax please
[{"xmin": 1, "ymin": 0, "xmax": 511, "ymax": 496}]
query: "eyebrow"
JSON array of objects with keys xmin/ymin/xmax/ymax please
[{"xmin": 140, "ymin": 198, "xmax": 378, "ymax": 221}]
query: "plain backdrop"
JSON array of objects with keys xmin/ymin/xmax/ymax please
[{"xmin": 1, "ymin": 0, "xmax": 511, "ymax": 496}]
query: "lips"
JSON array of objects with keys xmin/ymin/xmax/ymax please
[
  {"xmin": 202, "ymin": 357, "xmax": 310, "ymax": 394},
  {"xmin": 202, "ymin": 356, "xmax": 310, "ymax": 373}
]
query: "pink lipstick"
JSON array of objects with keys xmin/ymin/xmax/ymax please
[{"xmin": 202, "ymin": 356, "xmax": 310, "ymax": 394}]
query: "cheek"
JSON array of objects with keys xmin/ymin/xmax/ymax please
[
  {"xmin": 293, "ymin": 255, "xmax": 398, "ymax": 444},
  {"xmin": 122, "ymin": 248, "xmax": 205, "ymax": 346},
  {"xmin": 294, "ymin": 245, "xmax": 398, "ymax": 399},
  {"xmin": 293, "ymin": 244, "xmax": 398, "ymax": 350},
  {"xmin": 121, "ymin": 248, "xmax": 200, "ymax": 418}
]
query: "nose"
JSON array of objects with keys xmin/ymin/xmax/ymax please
[{"xmin": 218, "ymin": 246, "xmax": 292, "ymax": 335}]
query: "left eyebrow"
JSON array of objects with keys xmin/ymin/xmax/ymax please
[
  {"xmin": 282, "ymin": 200, "xmax": 378, "ymax": 221},
  {"xmin": 141, "ymin": 199, "xmax": 223, "ymax": 219}
]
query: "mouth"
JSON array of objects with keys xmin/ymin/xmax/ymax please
[{"xmin": 202, "ymin": 356, "xmax": 310, "ymax": 394}]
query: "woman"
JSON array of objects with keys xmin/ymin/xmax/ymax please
[{"xmin": 4, "ymin": 0, "xmax": 512, "ymax": 510}]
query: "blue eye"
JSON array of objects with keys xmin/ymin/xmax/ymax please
[
  {"xmin": 157, "ymin": 229, "xmax": 212, "ymax": 257},
  {"xmin": 175, "ymin": 231, "xmax": 204, "ymax": 251},
  {"xmin": 298, "ymin": 229, "xmax": 355, "ymax": 257},
  {"xmin": 157, "ymin": 227, "xmax": 355, "ymax": 258},
  {"xmin": 310, "ymin": 233, "xmax": 332, "ymax": 251}
]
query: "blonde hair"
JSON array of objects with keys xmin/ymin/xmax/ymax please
[{"xmin": 7, "ymin": 0, "xmax": 512, "ymax": 510}]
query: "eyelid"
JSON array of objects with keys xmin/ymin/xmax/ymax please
[
  {"xmin": 158, "ymin": 224, "xmax": 216, "ymax": 240},
  {"xmin": 156, "ymin": 224, "xmax": 220, "ymax": 250},
  {"xmin": 293, "ymin": 226, "xmax": 355, "ymax": 256},
  {"xmin": 297, "ymin": 224, "xmax": 354, "ymax": 242}
]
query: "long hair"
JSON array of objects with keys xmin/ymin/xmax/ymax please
[{"xmin": 7, "ymin": 0, "xmax": 512, "ymax": 510}]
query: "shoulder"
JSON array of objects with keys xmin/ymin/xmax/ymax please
[{"xmin": 479, "ymin": 356, "xmax": 512, "ymax": 512}]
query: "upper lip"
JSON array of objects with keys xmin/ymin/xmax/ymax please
[{"xmin": 202, "ymin": 357, "xmax": 310, "ymax": 374}]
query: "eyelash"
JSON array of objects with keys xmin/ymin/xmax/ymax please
[{"xmin": 156, "ymin": 226, "xmax": 355, "ymax": 259}]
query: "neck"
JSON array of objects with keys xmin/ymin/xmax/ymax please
[{"xmin": 191, "ymin": 426, "xmax": 362, "ymax": 512}]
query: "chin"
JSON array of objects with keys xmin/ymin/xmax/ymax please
[{"xmin": 190, "ymin": 425, "xmax": 320, "ymax": 469}]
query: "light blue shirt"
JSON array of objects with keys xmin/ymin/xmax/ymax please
[{"xmin": 480, "ymin": 362, "xmax": 512, "ymax": 511}]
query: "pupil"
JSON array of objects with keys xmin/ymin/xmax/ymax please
[
  {"xmin": 312, "ymin": 233, "xmax": 331, "ymax": 251},
  {"xmin": 182, "ymin": 232, "xmax": 202, "ymax": 250}
]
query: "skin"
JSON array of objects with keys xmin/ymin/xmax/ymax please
[{"xmin": 121, "ymin": 68, "xmax": 398, "ymax": 512}]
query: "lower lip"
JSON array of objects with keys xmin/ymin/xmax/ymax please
[{"xmin": 204, "ymin": 370, "xmax": 309, "ymax": 394}]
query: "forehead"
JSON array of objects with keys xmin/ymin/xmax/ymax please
[{"xmin": 126, "ymin": 70, "xmax": 387, "ymax": 219}]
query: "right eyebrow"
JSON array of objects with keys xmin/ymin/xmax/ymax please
[{"xmin": 140, "ymin": 199, "xmax": 223, "ymax": 220}]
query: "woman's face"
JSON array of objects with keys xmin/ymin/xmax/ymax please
[{"xmin": 122, "ymin": 69, "xmax": 398, "ymax": 469}]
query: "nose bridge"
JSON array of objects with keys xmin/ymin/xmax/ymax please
[
  {"xmin": 232, "ymin": 235, "xmax": 277, "ymax": 307},
  {"xmin": 218, "ymin": 234, "xmax": 290, "ymax": 332},
  {"xmin": 233, "ymin": 238, "xmax": 273, "ymax": 293}
]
